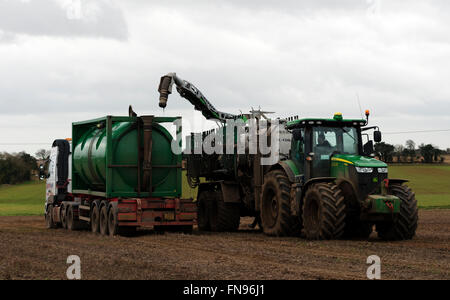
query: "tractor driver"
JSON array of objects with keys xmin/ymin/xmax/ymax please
[{"xmin": 317, "ymin": 132, "xmax": 331, "ymax": 148}]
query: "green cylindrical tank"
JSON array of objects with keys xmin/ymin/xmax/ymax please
[{"xmin": 72, "ymin": 116, "xmax": 181, "ymax": 198}]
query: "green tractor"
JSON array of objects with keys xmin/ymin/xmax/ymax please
[
  {"xmin": 265, "ymin": 112, "xmax": 419, "ymax": 240},
  {"xmin": 158, "ymin": 73, "xmax": 418, "ymax": 240}
]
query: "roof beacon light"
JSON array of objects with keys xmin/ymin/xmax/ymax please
[
  {"xmin": 333, "ymin": 112, "xmax": 343, "ymax": 121},
  {"xmin": 365, "ymin": 109, "xmax": 370, "ymax": 123}
]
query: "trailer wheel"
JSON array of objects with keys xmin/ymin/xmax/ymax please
[
  {"xmin": 197, "ymin": 190, "xmax": 212, "ymax": 231},
  {"xmin": 261, "ymin": 170, "xmax": 300, "ymax": 236},
  {"xmin": 210, "ymin": 191, "xmax": 240, "ymax": 232},
  {"xmin": 90, "ymin": 202, "xmax": 100, "ymax": 233},
  {"xmin": 302, "ymin": 182, "xmax": 346, "ymax": 240},
  {"xmin": 99, "ymin": 203, "xmax": 109, "ymax": 236},
  {"xmin": 60, "ymin": 204, "xmax": 67, "ymax": 229},
  {"xmin": 66, "ymin": 205, "xmax": 81, "ymax": 231},
  {"xmin": 108, "ymin": 203, "xmax": 132, "ymax": 237},
  {"xmin": 376, "ymin": 184, "xmax": 418, "ymax": 241},
  {"xmin": 45, "ymin": 205, "xmax": 57, "ymax": 229}
]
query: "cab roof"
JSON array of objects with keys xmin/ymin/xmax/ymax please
[{"xmin": 286, "ymin": 115, "xmax": 367, "ymax": 129}]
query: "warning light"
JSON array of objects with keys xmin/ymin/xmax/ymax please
[
  {"xmin": 333, "ymin": 113, "xmax": 343, "ymax": 121},
  {"xmin": 365, "ymin": 110, "xmax": 370, "ymax": 117}
]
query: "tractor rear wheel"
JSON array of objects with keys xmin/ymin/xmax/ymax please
[
  {"xmin": 376, "ymin": 184, "xmax": 418, "ymax": 241},
  {"xmin": 210, "ymin": 191, "xmax": 240, "ymax": 232},
  {"xmin": 261, "ymin": 170, "xmax": 301, "ymax": 236},
  {"xmin": 302, "ymin": 182, "xmax": 346, "ymax": 240},
  {"xmin": 45, "ymin": 205, "xmax": 57, "ymax": 229}
]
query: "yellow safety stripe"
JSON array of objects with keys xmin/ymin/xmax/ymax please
[{"xmin": 331, "ymin": 157, "xmax": 354, "ymax": 165}]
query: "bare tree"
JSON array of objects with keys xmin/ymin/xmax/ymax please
[
  {"xmin": 35, "ymin": 149, "xmax": 50, "ymax": 161},
  {"xmin": 394, "ymin": 144, "xmax": 404, "ymax": 162},
  {"xmin": 405, "ymin": 139, "xmax": 416, "ymax": 151}
]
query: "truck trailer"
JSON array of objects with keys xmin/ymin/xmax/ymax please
[{"xmin": 44, "ymin": 114, "xmax": 197, "ymax": 236}]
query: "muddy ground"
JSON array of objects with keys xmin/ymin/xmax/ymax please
[{"xmin": 0, "ymin": 210, "xmax": 448, "ymax": 280}]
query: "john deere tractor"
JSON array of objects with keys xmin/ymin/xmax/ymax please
[
  {"xmin": 276, "ymin": 113, "xmax": 418, "ymax": 240},
  {"xmin": 158, "ymin": 73, "xmax": 418, "ymax": 240}
]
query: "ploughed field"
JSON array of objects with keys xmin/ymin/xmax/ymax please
[{"xmin": 0, "ymin": 210, "xmax": 448, "ymax": 280}]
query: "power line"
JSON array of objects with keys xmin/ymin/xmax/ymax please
[
  {"xmin": 0, "ymin": 143, "xmax": 50, "ymax": 145},
  {"xmin": 384, "ymin": 129, "xmax": 450, "ymax": 135}
]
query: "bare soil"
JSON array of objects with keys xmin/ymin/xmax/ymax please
[{"xmin": 0, "ymin": 210, "xmax": 448, "ymax": 280}]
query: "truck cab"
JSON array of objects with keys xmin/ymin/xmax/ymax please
[{"xmin": 45, "ymin": 139, "xmax": 72, "ymax": 214}]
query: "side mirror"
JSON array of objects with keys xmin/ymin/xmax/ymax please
[
  {"xmin": 293, "ymin": 129, "xmax": 302, "ymax": 141},
  {"xmin": 363, "ymin": 141, "xmax": 374, "ymax": 156},
  {"xmin": 374, "ymin": 131, "xmax": 382, "ymax": 143}
]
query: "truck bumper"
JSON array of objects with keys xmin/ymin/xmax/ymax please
[{"xmin": 117, "ymin": 198, "xmax": 197, "ymax": 227}]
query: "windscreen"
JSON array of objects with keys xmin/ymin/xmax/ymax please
[{"xmin": 312, "ymin": 126, "xmax": 359, "ymax": 159}]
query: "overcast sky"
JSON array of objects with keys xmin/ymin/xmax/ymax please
[{"xmin": 0, "ymin": 0, "xmax": 449, "ymax": 155}]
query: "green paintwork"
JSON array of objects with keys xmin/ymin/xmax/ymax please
[
  {"xmin": 367, "ymin": 195, "xmax": 400, "ymax": 214},
  {"xmin": 283, "ymin": 160, "xmax": 300, "ymax": 176},
  {"xmin": 332, "ymin": 154, "xmax": 387, "ymax": 168},
  {"xmin": 72, "ymin": 116, "xmax": 181, "ymax": 198}
]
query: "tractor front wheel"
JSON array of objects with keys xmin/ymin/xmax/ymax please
[
  {"xmin": 261, "ymin": 170, "xmax": 301, "ymax": 236},
  {"xmin": 302, "ymin": 182, "xmax": 346, "ymax": 240},
  {"xmin": 376, "ymin": 184, "xmax": 418, "ymax": 241}
]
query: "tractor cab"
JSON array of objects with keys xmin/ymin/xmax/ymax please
[{"xmin": 286, "ymin": 113, "xmax": 387, "ymax": 200}]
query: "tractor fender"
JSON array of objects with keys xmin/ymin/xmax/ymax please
[
  {"xmin": 300, "ymin": 177, "xmax": 337, "ymax": 200},
  {"xmin": 387, "ymin": 179, "xmax": 409, "ymax": 185},
  {"xmin": 268, "ymin": 161, "xmax": 299, "ymax": 183},
  {"xmin": 198, "ymin": 181, "xmax": 241, "ymax": 203}
]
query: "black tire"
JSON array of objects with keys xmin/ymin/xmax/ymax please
[
  {"xmin": 60, "ymin": 204, "xmax": 67, "ymax": 229},
  {"xmin": 261, "ymin": 170, "xmax": 301, "ymax": 237},
  {"xmin": 302, "ymin": 182, "xmax": 346, "ymax": 240},
  {"xmin": 197, "ymin": 191, "xmax": 212, "ymax": 231},
  {"xmin": 90, "ymin": 202, "xmax": 100, "ymax": 233},
  {"xmin": 209, "ymin": 191, "xmax": 240, "ymax": 232},
  {"xmin": 99, "ymin": 203, "xmax": 109, "ymax": 236},
  {"xmin": 108, "ymin": 204, "xmax": 119, "ymax": 236},
  {"xmin": 45, "ymin": 205, "xmax": 57, "ymax": 229},
  {"xmin": 376, "ymin": 184, "xmax": 418, "ymax": 241},
  {"xmin": 66, "ymin": 205, "xmax": 81, "ymax": 231},
  {"xmin": 107, "ymin": 203, "xmax": 135, "ymax": 236}
]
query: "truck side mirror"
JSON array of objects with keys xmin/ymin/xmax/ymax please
[
  {"xmin": 374, "ymin": 131, "xmax": 382, "ymax": 143},
  {"xmin": 293, "ymin": 129, "xmax": 302, "ymax": 141}
]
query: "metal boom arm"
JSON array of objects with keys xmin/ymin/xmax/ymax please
[{"xmin": 158, "ymin": 73, "xmax": 238, "ymax": 122}]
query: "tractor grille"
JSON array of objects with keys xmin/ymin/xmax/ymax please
[{"xmin": 351, "ymin": 168, "xmax": 388, "ymax": 201}]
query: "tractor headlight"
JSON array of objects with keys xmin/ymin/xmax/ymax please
[
  {"xmin": 377, "ymin": 168, "xmax": 388, "ymax": 173},
  {"xmin": 355, "ymin": 167, "xmax": 374, "ymax": 173}
]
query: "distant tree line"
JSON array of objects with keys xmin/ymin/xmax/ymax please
[
  {"xmin": 375, "ymin": 139, "xmax": 448, "ymax": 163},
  {"xmin": 0, "ymin": 152, "xmax": 39, "ymax": 184},
  {"xmin": 0, "ymin": 149, "xmax": 51, "ymax": 185}
]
